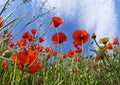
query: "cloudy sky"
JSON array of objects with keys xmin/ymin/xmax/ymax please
[
  {"xmin": 0, "ymin": 0, "xmax": 120, "ymax": 54},
  {"xmin": 41, "ymin": 0, "xmax": 118, "ymax": 37},
  {"xmin": 32, "ymin": 0, "xmax": 120, "ymax": 53}
]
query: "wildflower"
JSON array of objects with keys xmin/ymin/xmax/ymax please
[
  {"xmin": 75, "ymin": 47, "xmax": 82, "ymax": 54},
  {"xmin": 7, "ymin": 33, "xmax": 13, "ymax": 37},
  {"xmin": 31, "ymin": 28, "xmax": 36, "ymax": 34},
  {"xmin": 2, "ymin": 60, "xmax": 7, "ymax": 69},
  {"xmin": 38, "ymin": 45, "xmax": 44, "ymax": 52},
  {"xmin": 73, "ymin": 66, "xmax": 78, "ymax": 75},
  {"xmin": 27, "ymin": 34, "xmax": 34, "ymax": 41},
  {"xmin": 62, "ymin": 53, "xmax": 67, "ymax": 58},
  {"xmin": 72, "ymin": 29, "xmax": 89, "ymax": 46},
  {"xmin": 38, "ymin": 37, "xmax": 44, "ymax": 43},
  {"xmin": 0, "ymin": 17, "xmax": 3, "ymax": 27},
  {"xmin": 17, "ymin": 38, "xmax": 27, "ymax": 47},
  {"xmin": 52, "ymin": 51, "xmax": 58, "ymax": 56},
  {"xmin": 11, "ymin": 53, "xmax": 17, "ymax": 61},
  {"xmin": 106, "ymin": 43, "xmax": 113, "ymax": 50},
  {"xmin": 28, "ymin": 63, "xmax": 42, "ymax": 74},
  {"xmin": 22, "ymin": 32, "xmax": 30, "ymax": 39},
  {"xmin": 99, "ymin": 37, "xmax": 109, "ymax": 45},
  {"xmin": 113, "ymin": 37, "xmax": 118, "ymax": 45},
  {"xmin": 73, "ymin": 41, "xmax": 79, "ymax": 47},
  {"xmin": 9, "ymin": 42, "xmax": 15, "ymax": 48},
  {"xmin": 12, "ymin": 50, "xmax": 37, "ymax": 65},
  {"xmin": 50, "ymin": 16, "xmax": 63, "ymax": 28},
  {"xmin": 11, "ymin": 49, "xmax": 38, "ymax": 72},
  {"xmin": 26, "ymin": 49, "xmax": 37, "ymax": 65},
  {"xmin": 67, "ymin": 49, "xmax": 74, "ymax": 58},
  {"xmin": 46, "ymin": 47, "xmax": 53, "ymax": 53},
  {"xmin": 32, "ymin": 44, "xmax": 39, "ymax": 50},
  {"xmin": 52, "ymin": 32, "xmax": 67, "ymax": 44},
  {"xmin": 16, "ymin": 51, "xmax": 28, "ymax": 64}
]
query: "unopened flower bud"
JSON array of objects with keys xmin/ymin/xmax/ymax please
[{"xmin": 92, "ymin": 33, "xmax": 96, "ymax": 39}]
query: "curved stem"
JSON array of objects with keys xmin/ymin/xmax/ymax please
[{"xmin": 94, "ymin": 39, "xmax": 101, "ymax": 49}]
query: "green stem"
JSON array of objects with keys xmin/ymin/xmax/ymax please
[
  {"xmin": 81, "ymin": 40, "xmax": 84, "ymax": 58},
  {"xmin": 11, "ymin": 62, "xmax": 17, "ymax": 85},
  {"xmin": 94, "ymin": 39, "xmax": 101, "ymax": 49},
  {"xmin": 0, "ymin": 56, "xmax": 14, "ymax": 62},
  {"xmin": 19, "ymin": 71, "xmax": 24, "ymax": 85},
  {"xmin": 55, "ymin": 28, "xmax": 60, "ymax": 52}
]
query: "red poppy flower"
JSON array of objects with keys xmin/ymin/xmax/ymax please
[
  {"xmin": 11, "ymin": 49, "xmax": 39, "ymax": 73},
  {"xmin": 67, "ymin": 49, "xmax": 74, "ymax": 58},
  {"xmin": 113, "ymin": 37, "xmax": 118, "ymax": 45},
  {"xmin": 72, "ymin": 29, "xmax": 89, "ymax": 46},
  {"xmin": 17, "ymin": 38, "xmax": 27, "ymax": 47},
  {"xmin": 75, "ymin": 47, "xmax": 82, "ymax": 54},
  {"xmin": 52, "ymin": 32, "xmax": 67, "ymax": 44},
  {"xmin": 12, "ymin": 50, "xmax": 37, "ymax": 64},
  {"xmin": 38, "ymin": 37, "xmax": 44, "ymax": 43},
  {"xmin": 12, "ymin": 50, "xmax": 38, "ymax": 70},
  {"xmin": 31, "ymin": 28, "xmax": 36, "ymax": 34},
  {"xmin": 2, "ymin": 60, "xmax": 7, "ymax": 69},
  {"xmin": 106, "ymin": 43, "xmax": 113, "ymax": 50},
  {"xmin": 27, "ymin": 34, "xmax": 34, "ymax": 41},
  {"xmin": 50, "ymin": 16, "xmax": 63, "ymax": 28},
  {"xmin": 73, "ymin": 41, "xmax": 79, "ymax": 47},
  {"xmin": 62, "ymin": 53, "xmax": 67, "ymax": 58},
  {"xmin": 28, "ymin": 63, "xmax": 42, "ymax": 74},
  {"xmin": 46, "ymin": 47, "xmax": 53, "ymax": 53},
  {"xmin": 0, "ymin": 17, "xmax": 3, "ymax": 27},
  {"xmin": 11, "ymin": 53, "xmax": 17, "ymax": 61},
  {"xmin": 52, "ymin": 51, "xmax": 58, "ymax": 56},
  {"xmin": 38, "ymin": 45, "xmax": 44, "ymax": 52},
  {"xmin": 9, "ymin": 42, "xmax": 15, "ymax": 48},
  {"xmin": 32, "ymin": 44, "xmax": 39, "ymax": 50},
  {"xmin": 26, "ymin": 49, "xmax": 37, "ymax": 65},
  {"xmin": 7, "ymin": 33, "xmax": 13, "ymax": 37},
  {"xmin": 22, "ymin": 32, "xmax": 30, "ymax": 39},
  {"xmin": 17, "ymin": 51, "xmax": 28, "ymax": 64},
  {"xmin": 11, "ymin": 53, "xmax": 25, "ymax": 70}
]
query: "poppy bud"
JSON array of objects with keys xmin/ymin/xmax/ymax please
[{"xmin": 92, "ymin": 33, "xmax": 96, "ymax": 39}]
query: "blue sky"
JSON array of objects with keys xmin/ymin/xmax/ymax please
[{"xmin": 0, "ymin": 0, "xmax": 120, "ymax": 55}]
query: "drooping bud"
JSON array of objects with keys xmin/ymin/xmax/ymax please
[{"xmin": 92, "ymin": 33, "xmax": 96, "ymax": 39}]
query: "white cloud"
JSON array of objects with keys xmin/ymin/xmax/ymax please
[
  {"xmin": 78, "ymin": 0, "xmax": 117, "ymax": 39},
  {"xmin": 32, "ymin": 0, "xmax": 117, "ymax": 40},
  {"xmin": 0, "ymin": 0, "xmax": 6, "ymax": 5}
]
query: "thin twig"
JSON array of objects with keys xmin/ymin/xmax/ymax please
[
  {"xmin": 0, "ymin": 0, "xmax": 10, "ymax": 16},
  {"xmin": 4, "ymin": 3, "xmax": 24, "ymax": 22},
  {"xmin": 13, "ymin": 7, "xmax": 55, "ymax": 39}
]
